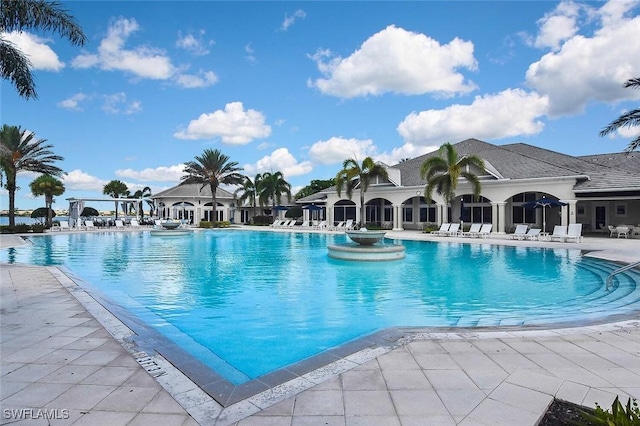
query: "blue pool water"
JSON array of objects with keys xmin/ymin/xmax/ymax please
[{"xmin": 2, "ymin": 230, "xmax": 639, "ymax": 384}]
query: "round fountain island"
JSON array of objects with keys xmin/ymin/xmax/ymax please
[
  {"xmin": 149, "ymin": 220, "xmax": 192, "ymax": 236},
  {"xmin": 327, "ymin": 229, "xmax": 406, "ymax": 261}
]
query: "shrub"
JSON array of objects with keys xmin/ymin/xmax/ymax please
[
  {"xmin": 579, "ymin": 397, "xmax": 640, "ymax": 426},
  {"xmin": 0, "ymin": 224, "xmax": 45, "ymax": 234},
  {"xmin": 199, "ymin": 220, "xmax": 213, "ymax": 228},
  {"xmin": 252, "ymin": 215, "xmax": 273, "ymax": 226},
  {"xmin": 213, "ymin": 221, "xmax": 231, "ymax": 228},
  {"xmin": 423, "ymin": 223, "xmax": 439, "ymax": 233},
  {"xmin": 30, "ymin": 224, "xmax": 46, "ymax": 233}
]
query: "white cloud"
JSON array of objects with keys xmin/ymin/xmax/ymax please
[
  {"xmin": 308, "ymin": 25, "xmax": 477, "ymax": 98},
  {"xmin": 526, "ymin": 0, "xmax": 640, "ymax": 116},
  {"xmin": 175, "ymin": 70, "xmax": 218, "ymax": 88},
  {"xmin": 308, "ymin": 137, "xmax": 377, "ymax": 165},
  {"xmin": 397, "ymin": 89, "xmax": 549, "ymax": 145},
  {"xmin": 176, "ymin": 30, "xmax": 213, "ymax": 56},
  {"xmin": 115, "ymin": 165, "xmax": 185, "ymax": 182},
  {"xmin": 2, "ymin": 31, "xmax": 64, "ymax": 71},
  {"xmin": 58, "ymin": 93, "xmax": 88, "ymax": 110},
  {"xmin": 62, "ymin": 170, "xmax": 107, "ymax": 191},
  {"xmin": 245, "ymin": 43, "xmax": 256, "ymax": 63},
  {"xmin": 243, "ymin": 148, "xmax": 312, "ymax": 177},
  {"xmin": 533, "ymin": 1, "xmax": 581, "ymax": 50},
  {"xmin": 173, "ymin": 101, "xmax": 271, "ymax": 144},
  {"xmin": 73, "ymin": 17, "xmax": 175, "ymax": 79},
  {"xmin": 280, "ymin": 9, "xmax": 306, "ymax": 31},
  {"xmin": 375, "ymin": 143, "xmax": 439, "ymax": 166},
  {"xmin": 102, "ymin": 92, "xmax": 142, "ymax": 115}
]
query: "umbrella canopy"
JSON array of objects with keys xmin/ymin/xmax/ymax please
[{"xmin": 521, "ymin": 197, "xmax": 567, "ymax": 233}]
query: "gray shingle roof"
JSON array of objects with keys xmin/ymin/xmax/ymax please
[
  {"xmin": 579, "ymin": 152, "xmax": 640, "ymax": 174},
  {"xmin": 153, "ymin": 183, "xmax": 234, "ymax": 199}
]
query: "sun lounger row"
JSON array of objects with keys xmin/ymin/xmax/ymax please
[
  {"xmin": 548, "ymin": 224, "xmax": 583, "ymax": 243},
  {"xmin": 431, "ymin": 223, "xmax": 492, "ymax": 238},
  {"xmin": 508, "ymin": 224, "xmax": 542, "ymax": 241}
]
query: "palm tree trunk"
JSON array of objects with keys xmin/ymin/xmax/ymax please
[
  {"xmin": 8, "ymin": 188, "xmax": 16, "ymax": 227},
  {"xmin": 114, "ymin": 201, "xmax": 118, "ymax": 220},
  {"xmin": 360, "ymin": 189, "xmax": 365, "ymax": 228},
  {"xmin": 211, "ymin": 183, "xmax": 217, "ymax": 223},
  {"xmin": 46, "ymin": 195, "xmax": 53, "ymax": 227}
]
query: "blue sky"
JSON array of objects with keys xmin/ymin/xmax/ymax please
[{"xmin": 2, "ymin": 0, "xmax": 640, "ymax": 211}]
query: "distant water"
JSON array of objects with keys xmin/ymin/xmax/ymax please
[{"xmin": 0, "ymin": 216, "xmax": 69, "ymax": 226}]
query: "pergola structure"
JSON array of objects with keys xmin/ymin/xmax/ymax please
[{"xmin": 66, "ymin": 197, "xmax": 152, "ymax": 228}]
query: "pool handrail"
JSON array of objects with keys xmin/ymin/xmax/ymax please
[{"xmin": 606, "ymin": 260, "xmax": 640, "ymax": 291}]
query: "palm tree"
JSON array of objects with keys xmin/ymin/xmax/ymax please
[
  {"xmin": 256, "ymin": 171, "xmax": 292, "ymax": 217},
  {"xmin": 182, "ymin": 148, "xmax": 244, "ymax": 222},
  {"xmin": 102, "ymin": 180, "xmax": 129, "ymax": 220},
  {"xmin": 132, "ymin": 186, "xmax": 152, "ymax": 220},
  {"xmin": 1, "ymin": 0, "xmax": 87, "ymax": 99},
  {"xmin": 600, "ymin": 77, "xmax": 640, "ymax": 153},
  {"xmin": 29, "ymin": 174, "xmax": 64, "ymax": 227},
  {"xmin": 0, "ymin": 124, "xmax": 64, "ymax": 226},
  {"xmin": 420, "ymin": 143, "xmax": 485, "ymax": 221},
  {"xmin": 335, "ymin": 157, "xmax": 388, "ymax": 228},
  {"xmin": 234, "ymin": 175, "xmax": 258, "ymax": 217}
]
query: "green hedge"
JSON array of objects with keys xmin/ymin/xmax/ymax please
[{"xmin": 0, "ymin": 224, "xmax": 47, "ymax": 234}]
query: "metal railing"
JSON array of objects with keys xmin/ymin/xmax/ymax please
[{"xmin": 606, "ymin": 260, "xmax": 640, "ymax": 291}]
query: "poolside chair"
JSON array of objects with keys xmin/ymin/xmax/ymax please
[
  {"xmin": 269, "ymin": 220, "xmax": 282, "ymax": 228},
  {"xmin": 114, "ymin": 220, "xmax": 125, "ymax": 229},
  {"xmin": 563, "ymin": 223, "xmax": 583, "ymax": 243},
  {"xmin": 510, "ymin": 224, "xmax": 529, "ymax": 240},
  {"xmin": 431, "ymin": 223, "xmax": 451, "ymax": 236},
  {"xmin": 130, "ymin": 219, "xmax": 140, "ymax": 228},
  {"xmin": 549, "ymin": 225, "xmax": 568, "ymax": 242},
  {"xmin": 524, "ymin": 228, "xmax": 541, "ymax": 241},
  {"xmin": 332, "ymin": 221, "xmax": 345, "ymax": 231},
  {"xmin": 84, "ymin": 220, "xmax": 96, "ymax": 231},
  {"xmin": 444, "ymin": 223, "xmax": 460, "ymax": 236},
  {"xmin": 476, "ymin": 223, "xmax": 493, "ymax": 238},
  {"xmin": 59, "ymin": 221, "xmax": 70, "ymax": 231},
  {"xmin": 608, "ymin": 225, "xmax": 618, "ymax": 238},
  {"xmin": 298, "ymin": 220, "xmax": 309, "ymax": 228},
  {"xmin": 345, "ymin": 219, "xmax": 354, "ymax": 230},
  {"xmin": 616, "ymin": 225, "xmax": 629, "ymax": 239},
  {"xmin": 461, "ymin": 223, "xmax": 482, "ymax": 237},
  {"xmin": 314, "ymin": 221, "xmax": 327, "ymax": 230},
  {"xmin": 154, "ymin": 219, "xmax": 162, "ymax": 229}
]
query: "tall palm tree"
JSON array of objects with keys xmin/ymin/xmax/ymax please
[
  {"xmin": 102, "ymin": 180, "xmax": 129, "ymax": 220},
  {"xmin": 0, "ymin": 124, "xmax": 64, "ymax": 226},
  {"xmin": 234, "ymin": 175, "xmax": 258, "ymax": 216},
  {"xmin": 420, "ymin": 143, "xmax": 485, "ymax": 221},
  {"xmin": 256, "ymin": 171, "xmax": 292, "ymax": 217},
  {"xmin": 600, "ymin": 77, "xmax": 640, "ymax": 153},
  {"xmin": 132, "ymin": 186, "xmax": 152, "ymax": 220},
  {"xmin": 29, "ymin": 174, "xmax": 64, "ymax": 227},
  {"xmin": 1, "ymin": 0, "xmax": 87, "ymax": 99},
  {"xmin": 335, "ymin": 157, "xmax": 388, "ymax": 227},
  {"xmin": 182, "ymin": 148, "xmax": 244, "ymax": 222}
]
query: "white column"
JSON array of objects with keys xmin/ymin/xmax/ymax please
[
  {"xmin": 392, "ymin": 204, "xmax": 403, "ymax": 231},
  {"xmin": 491, "ymin": 203, "xmax": 498, "ymax": 232},
  {"xmin": 563, "ymin": 200, "xmax": 577, "ymax": 225},
  {"xmin": 497, "ymin": 202, "xmax": 506, "ymax": 234},
  {"xmin": 437, "ymin": 203, "xmax": 446, "ymax": 224}
]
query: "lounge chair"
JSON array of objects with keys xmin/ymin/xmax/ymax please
[
  {"xmin": 444, "ymin": 223, "xmax": 460, "ymax": 236},
  {"xmin": 332, "ymin": 221, "xmax": 345, "ymax": 231},
  {"xmin": 84, "ymin": 220, "xmax": 96, "ymax": 231},
  {"xmin": 130, "ymin": 219, "xmax": 140, "ymax": 228},
  {"xmin": 298, "ymin": 220, "xmax": 309, "ymax": 228},
  {"xmin": 431, "ymin": 223, "xmax": 451, "ymax": 236},
  {"xmin": 269, "ymin": 220, "xmax": 282, "ymax": 228},
  {"xmin": 608, "ymin": 225, "xmax": 618, "ymax": 237},
  {"xmin": 59, "ymin": 221, "xmax": 70, "ymax": 231},
  {"xmin": 314, "ymin": 221, "xmax": 327, "ymax": 230},
  {"xmin": 345, "ymin": 219, "xmax": 354, "ymax": 230},
  {"xmin": 510, "ymin": 224, "xmax": 529, "ymax": 240},
  {"xmin": 549, "ymin": 225, "xmax": 567, "ymax": 242},
  {"xmin": 616, "ymin": 225, "xmax": 629, "ymax": 239},
  {"xmin": 524, "ymin": 228, "xmax": 541, "ymax": 241},
  {"xmin": 476, "ymin": 223, "xmax": 492, "ymax": 238},
  {"xmin": 114, "ymin": 220, "xmax": 125, "ymax": 229},
  {"xmin": 461, "ymin": 223, "xmax": 482, "ymax": 237},
  {"xmin": 563, "ymin": 223, "xmax": 583, "ymax": 243}
]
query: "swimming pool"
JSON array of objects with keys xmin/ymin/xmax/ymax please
[{"xmin": 3, "ymin": 230, "xmax": 639, "ymax": 387}]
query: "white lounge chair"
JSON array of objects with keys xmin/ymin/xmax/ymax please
[
  {"xmin": 510, "ymin": 224, "xmax": 529, "ymax": 240},
  {"xmin": 345, "ymin": 219, "xmax": 354, "ymax": 230},
  {"xmin": 130, "ymin": 219, "xmax": 140, "ymax": 228},
  {"xmin": 461, "ymin": 223, "xmax": 482, "ymax": 237},
  {"xmin": 431, "ymin": 223, "xmax": 451, "ymax": 236},
  {"xmin": 314, "ymin": 221, "xmax": 327, "ymax": 230},
  {"xmin": 269, "ymin": 220, "xmax": 282, "ymax": 228},
  {"xmin": 476, "ymin": 223, "xmax": 492, "ymax": 238},
  {"xmin": 114, "ymin": 220, "xmax": 125, "ymax": 229},
  {"xmin": 563, "ymin": 223, "xmax": 583, "ymax": 243},
  {"xmin": 549, "ymin": 225, "xmax": 567, "ymax": 242},
  {"xmin": 332, "ymin": 221, "xmax": 345, "ymax": 231},
  {"xmin": 444, "ymin": 223, "xmax": 460, "ymax": 236},
  {"xmin": 298, "ymin": 220, "xmax": 309, "ymax": 228},
  {"xmin": 524, "ymin": 228, "xmax": 541, "ymax": 241},
  {"xmin": 58, "ymin": 221, "xmax": 70, "ymax": 231},
  {"xmin": 84, "ymin": 220, "xmax": 96, "ymax": 231}
]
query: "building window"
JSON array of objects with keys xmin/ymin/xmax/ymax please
[
  {"xmin": 403, "ymin": 206, "xmax": 413, "ymax": 222},
  {"xmin": 615, "ymin": 204, "xmax": 627, "ymax": 217}
]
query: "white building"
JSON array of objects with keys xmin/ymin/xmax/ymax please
[{"xmin": 154, "ymin": 139, "xmax": 640, "ymax": 233}]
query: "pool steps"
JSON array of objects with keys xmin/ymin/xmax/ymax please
[{"xmin": 455, "ymin": 258, "xmax": 640, "ymax": 327}]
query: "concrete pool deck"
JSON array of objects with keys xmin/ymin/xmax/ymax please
[{"xmin": 1, "ymin": 230, "xmax": 639, "ymax": 425}]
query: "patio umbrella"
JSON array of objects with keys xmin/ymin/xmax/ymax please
[{"xmin": 521, "ymin": 197, "xmax": 567, "ymax": 233}]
